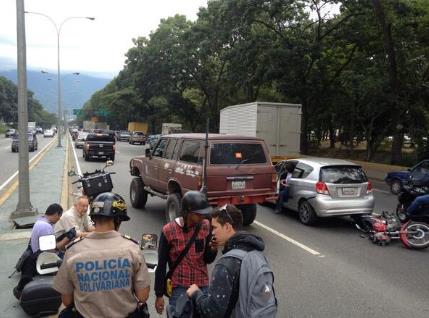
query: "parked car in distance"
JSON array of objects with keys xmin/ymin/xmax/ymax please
[
  {"xmin": 385, "ymin": 159, "xmax": 429, "ymax": 194},
  {"xmin": 129, "ymin": 131, "xmax": 146, "ymax": 145},
  {"xmin": 147, "ymin": 134, "xmax": 161, "ymax": 149},
  {"xmin": 75, "ymin": 132, "xmax": 89, "ymax": 148},
  {"xmin": 36, "ymin": 127, "xmax": 43, "ymax": 134},
  {"xmin": 129, "ymin": 133, "xmax": 276, "ymax": 226},
  {"xmin": 5, "ymin": 128, "xmax": 16, "ymax": 138},
  {"xmin": 277, "ymin": 157, "xmax": 374, "ymax": 225},
  {"xmin": 11, "ymin": 133, "xmax": 38, "ymax": 152},
  {"xmin": 44, "ymin": 129, "xmax": 55, "ymax": 138},
  {"xmin": 118, "ymin": 131, "xmax": 131, "ymax": 142}
]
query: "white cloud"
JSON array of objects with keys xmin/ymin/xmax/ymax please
[{"xmin": 0, "ymin": 0, "xmax": 208, "ymax": 78}]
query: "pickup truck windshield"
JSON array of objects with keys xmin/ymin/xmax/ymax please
[{"xmin": 210, "ymin": 143, "xmax": 267, "ymax": 164}]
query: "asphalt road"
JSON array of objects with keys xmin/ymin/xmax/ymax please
[
  {"xmin": 0, "ymin": 134, "xmax": 56, "ymax": 187},
  {"xmin": 42, "ymin": 141, "xmax": 429, "ymax": 317}
]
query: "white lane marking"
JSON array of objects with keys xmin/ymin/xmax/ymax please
[
  {"xmin": 0, "ymin": 137, "xmax": 57, "ymax": 191},
  {"xmin": 70, "ymin": 134, "xmax": 82, "ymax": 177},
  {"xmin": 254, "ymin": 220, "xmax": 323, "ymax": 257},
  {"xmin": 373, "ymin": 188, "xmax": 390, "ymax": 194}
]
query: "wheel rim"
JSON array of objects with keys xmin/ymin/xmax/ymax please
[
  {"xmin": 299, "ymin": 203, "xmax": 310, "ymax": 223},
  {"xmin": 406, "ymin": 223, "xmax": 429, "ymax": 247},
  {"xmin": 392, "ymin": 181, "xmax": 401, "ymax": 194}
]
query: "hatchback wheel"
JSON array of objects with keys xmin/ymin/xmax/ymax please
[
  {"xmin": 166, "ymin": 193, "xmax": 182, "ymax": 223},
  {"xmin": 298, "ymin": 200, "xmax": 318, "ymax": 225}
]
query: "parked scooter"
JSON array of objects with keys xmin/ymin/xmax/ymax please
[
  {"xmin": 354, "ymin": 210, "xmax": 429, "ymax": 249},
  {"xmin": 19, "ymin": 234, "xmax": 63, "ymax": 316}
]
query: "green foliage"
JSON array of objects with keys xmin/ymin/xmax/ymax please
[
  {"xmin": 0, "ymin": 76, "xmax": 57, "ymax": 127},
  {"xmin": 80, "ymin": 0, "xmax": 429, "ymax": 164}
]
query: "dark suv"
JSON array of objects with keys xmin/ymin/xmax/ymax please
[
  {"xmin": 129, "ymin": 133, "xmax": 276, "ymax": 225},
  {"xmin": 11, "ymin": 133, "xmax": 38, "ymax": 152},
  {"xmin": 83, "ymin": 132, "xmax": 116, "ymax": 161}
]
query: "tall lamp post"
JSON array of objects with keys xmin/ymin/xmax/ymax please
[{"xmin": 25, "ymin": 11, "xmax": 94, "ymax": 147}]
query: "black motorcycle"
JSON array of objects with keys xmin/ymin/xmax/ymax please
[{"xmin": 395, "ymin": 182, "xmax": 429, "ymax": 222}]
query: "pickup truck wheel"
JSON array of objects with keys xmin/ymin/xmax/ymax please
[
  {"xmin": 237, "ymin": 204, "xmax": 257, "ymax": 226},
  {"xmin": 130, "ymin": 178, "xmax": 147, "ymax": 208},
  {"xmin": 166, "ymin": 193, "xmax": 182, "ymax": 223}
]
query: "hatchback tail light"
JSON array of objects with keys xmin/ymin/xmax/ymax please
[
  {"xmin": 316, "ymin": 181, "xmax": 329, "ymax": 195},
  {"xmin": 366, "ymin": 180, "xmax": 373, "ymax": 194}
]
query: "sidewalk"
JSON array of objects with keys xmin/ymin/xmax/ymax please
[{"xmin": 0, "ymin": 135, "xmax": 68, "ymax": 317}]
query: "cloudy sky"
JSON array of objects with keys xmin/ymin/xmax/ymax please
[{"xmin": 0, "ymin": 0, "xmax": 208, "ymax": 78}]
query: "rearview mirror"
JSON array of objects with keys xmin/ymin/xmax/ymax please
[
  {"xmin": 39, "ymin": 234, "xmax": 56, "ymax": 251},
  {"xmin": 141, "ymin": 233, "xmax": 158, "ymax": 272},
  {"xmin": 141, "ymin": 233, "xmax": 158, "ymax": 250},
  {"xmin": 145, "ymin": 148, "xmax": 152, "ymax": 158}
]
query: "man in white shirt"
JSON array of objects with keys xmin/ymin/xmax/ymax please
[{"xmin": 55, "ymin": 195, "xmax": 94, "ymax": 241}]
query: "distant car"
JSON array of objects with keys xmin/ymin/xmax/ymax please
[
  {"xmin": 147, "ymin": 134, "xmax": 161, "ymax": 149},
  {"xmin": 278, "ymin": 157, "xmax": 374, "ymax": 225},
  {"xmin": 36, "ymin": 127, "xmax": 43, "ymax": 134},
  {"xmin": 5, "ymin": 128, "xmax": 16, "ymax": 138},
  {"xmin": 11, "ymin": 133, "xmax": 38, "ymax": 152},
  {"xmin": 44, "ymin": 129, "xmax": 55, "ymax": 138},
  {"xmin": 75, "ymin": 132, "xmax": 89, "ymax": 148},
  {"xmin": 118, "ymin": 131, "xmax": 131, "ymax": 142},
  {"xmin": 385, "ymin": 159, "xmax": 429, "ymax": 194},
  {"xmin": 129, "ymin": 131, "xmax": 146, "ymax": 145}
]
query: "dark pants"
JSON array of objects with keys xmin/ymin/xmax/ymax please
[
  {"xmin": 276, "ymin": 187, "xmax": 289, "ymax": 211},
  {"xmin": 16, "ymin": 250, "xmax": 39, "ymax": 291},
  {"xmin": 167, "ymin": 286, "xmax": 208, "ymax": 318},
  {"xmin": 407, "ymin": 194, "xmax": 429, "ymax": 216}
]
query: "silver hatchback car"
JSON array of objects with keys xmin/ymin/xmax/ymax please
[{"xmin": 278, "ymin": 157, "xmax": 374, "ymax": 225}]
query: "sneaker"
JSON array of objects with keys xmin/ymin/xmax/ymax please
[{"xmin": 13, "ymin": 286, "xmax": 22, "ymax": 300}]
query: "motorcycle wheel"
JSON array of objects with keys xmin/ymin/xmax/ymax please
[{"xmin": 400, "ymin": 221, "xmax": 429, "ymax": 249}]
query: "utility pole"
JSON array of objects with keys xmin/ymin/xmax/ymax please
[{"xmin": 11, "ymin": 0, "xmax": 38, "ymax": 220}]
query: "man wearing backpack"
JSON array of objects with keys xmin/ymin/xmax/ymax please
[{"xmin": 187, "ymin": 204, "xmax": 277, "ymax": 317}]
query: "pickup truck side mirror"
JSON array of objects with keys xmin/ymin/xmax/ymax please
[{"xmin": 145, "ymin": 148, "xmax": 152, "ymax": 158}]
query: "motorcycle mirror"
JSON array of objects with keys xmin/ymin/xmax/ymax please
[
  {"xmin": 141, "ymin": 233, "xmax": 158, "ymax": 250},
  {"xmin": 105, "ymin": 160, "xmax": 114, "ymax": 167},
  {"xmin": 141, "ymin": 233, "xmax": 158, "ymax": 272},
  {"xmin": 39, "ymin": 234, "xmax": 56, "ymax": 251}
]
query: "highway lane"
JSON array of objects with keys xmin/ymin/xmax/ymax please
[
  {"xmin": 0, "ymin": 134, "xmax": 56, "ymax": 187},
  {"xmin": 73, "ymin": 140, "xmax": 429, "ymax": 318}
]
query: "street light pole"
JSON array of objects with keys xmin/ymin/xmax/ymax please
[
  {"xmin": 24, "ymin": 12, "xmax": 95, "ymax": 147},
  {"xmin": 11, "ymin": 0, "xmax": 37, "ymax": 220}
]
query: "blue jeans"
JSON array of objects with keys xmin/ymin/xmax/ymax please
[
  {"xmin": 276, "ymin": 187, "xmax": 289, "ymax": 211},
  {"xmin": 407, "ymin": 194, "xmax": 429, "ymax": 216},
  {"xmin": 168, "ymin": 286, "xmax": 208, "ymax": 315}
]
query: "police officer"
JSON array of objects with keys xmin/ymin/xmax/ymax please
[{"xmin": 53, "ymin": 192, "xmax": 151, "ymax": 318}]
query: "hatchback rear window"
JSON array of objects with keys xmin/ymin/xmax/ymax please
[
  {"xmin": 320, "ymin": 166, "xmax": 367, "ymax": 184},
  {"xmin": 210, "ymin": 143, "xmax": 267, "ymax": 164}
]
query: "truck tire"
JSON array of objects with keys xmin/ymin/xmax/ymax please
[
  {"xmin": 130, "ymin": 178, "xmax": 147, "ymax": 208},
  {"xmin": 166, "ymin": 193, "xmax": 182, "ymax": 223},
  {"xmin": 237, "ymin": 204, "xmax": 257, "ymax": 226}
]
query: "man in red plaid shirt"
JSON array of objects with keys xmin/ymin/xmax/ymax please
[{"xmin": 154, "ymin": 191, "xmax": 217, "ymax": 315}]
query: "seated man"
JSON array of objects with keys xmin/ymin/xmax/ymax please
[
  {"xmin": 13, "ymin": 203, "xmax": 71, "ymax": 299},
  {"xmin": 55, "ymin": 195, "xmax": 94, "ymax": 243}
]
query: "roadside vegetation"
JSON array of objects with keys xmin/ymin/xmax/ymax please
[
  {"xmin": 0, "ymin": 76, "xmax": 57, "ymax": 129},
  {"xmin": 77, "ymin": 0, "xmax": 428, "ymax": 165}
]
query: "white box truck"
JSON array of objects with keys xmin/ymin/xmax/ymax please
[
  {"xmin": 162, "ymin": 123, "xmax": 182, "ymax": 135},
  {"xmin": 219, "ymin": 102, "xmax": 302, "ymax": 162}
]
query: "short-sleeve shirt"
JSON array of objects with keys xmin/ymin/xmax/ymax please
[
  {"xmin": 30, "ymin": 216, "xmax": 54, "ymax": 253},
  {"xmin": 53, "ymin": 231, "xmax": 150, "ymax": 317},
  {"xmin": 54, "ymin": 206, "xmax": 93, "ymax": 238}
]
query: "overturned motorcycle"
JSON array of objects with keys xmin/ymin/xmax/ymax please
[{"xmin": 354, "ymin": 211, "xmax": 429, "ymax": 249}]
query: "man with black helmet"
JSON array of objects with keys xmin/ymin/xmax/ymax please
[
  {"xmin": 154, "ymin": 191, "xmax": 217, "ymax": 316},
  {"xmin": 53, "ymin": 192, "xmax": 151, "ymax": 318}
]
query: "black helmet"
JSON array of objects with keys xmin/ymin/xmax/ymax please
[
  {"xmin": 182, "ymin": 191, "xmax": 211, "ymax": 216},
  {"xmin": 90, "ymin": 192, "xmax": 130, "ymax": 221}
]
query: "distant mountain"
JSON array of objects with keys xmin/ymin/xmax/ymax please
[{"xmin": 0, "ymin": 69, "xmax": 111, "ymax": 114}]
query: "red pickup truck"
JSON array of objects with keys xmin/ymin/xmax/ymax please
[{"xmin": 129, "ymin": 133, "xmax": 276, "ymax": 225}]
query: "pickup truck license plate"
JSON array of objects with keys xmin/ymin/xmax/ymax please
[{"xmin": 232, "ymin": 181, "xmax": 246, "ymax": 190}]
